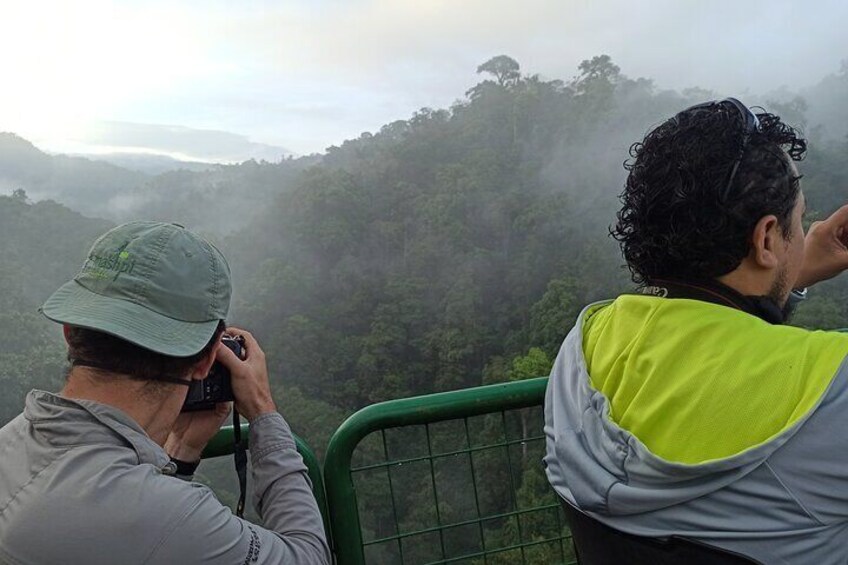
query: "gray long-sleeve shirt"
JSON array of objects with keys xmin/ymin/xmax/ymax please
[{"xmin": 0, "ymin": 390, "xmax": 330, "ymax": 564}]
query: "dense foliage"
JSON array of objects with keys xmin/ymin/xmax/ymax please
[{"xmin": 0, "ymin": 192, "xmax": 111, "ymax": 415}]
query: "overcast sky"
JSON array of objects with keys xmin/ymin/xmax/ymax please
[{"xmin": 0, "ymin": 0, "xmax": 846, "ymax": 161}]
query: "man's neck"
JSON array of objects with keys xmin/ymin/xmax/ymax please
[
  {"xmin": 717, "ymin": 268, "xmax": 775, "ymax": 298},
  {"xmin": 61, "ymin": 368, "xmax": 180, "ymax": 445},
  {"xmin": 644, "ymin": 278, "xmax": 788, "ymax": 324}
]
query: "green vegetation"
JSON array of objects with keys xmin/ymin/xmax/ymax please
[
  {"xmin": 0, "ymin": 192, "xmax": 111, "ymax": 421},
  {"xmin": 2, "ymin": 55, "xmax": 848, "ymax": 561}
]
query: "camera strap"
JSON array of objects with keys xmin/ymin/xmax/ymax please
[{"xmin": 232, "ymin": 407, "xmax": 248, "ymax": 518}]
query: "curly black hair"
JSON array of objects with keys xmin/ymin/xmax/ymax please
[{"xmin": 612, "ymin": 100, "xmax": 807, "ymax": 284}]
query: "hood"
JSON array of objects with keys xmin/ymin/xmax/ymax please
[
  {"xmin": 24, "ymin": 390, "xmax": 169, "ymax": 467},
  {"xmin": 543, "ymin": 297, "xmax": 847, "ymax": 517}
]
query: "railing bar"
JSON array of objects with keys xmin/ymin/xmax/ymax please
[
  {"xmin": 350, "ymin": 436, "xmax": 546, "ymax": 472},
  {"xmin": 501, "ymin": 410, "xmax": 526, "ymax": 563},
  {"xmin": 361, "ymin": 503, "xmax": 563, "ymax": 545},
  {"xmin": 463, "ymin": 417, "xmax": 488, "ymax": 565},
  {"xmin": 425, "ymin": 424, "xmax": 448, "ymax": 561},
  {"xmin": 381, "ymin": 429, "xmax": 405, "ymax": 562},
  {"xmin": 422, "ymin": 534, "xmax": 568, "ymax": 565}
]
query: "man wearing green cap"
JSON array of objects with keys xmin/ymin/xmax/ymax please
[{"xmin": 0, "ymin": 221, "xmax": 331, "ymax": 564}]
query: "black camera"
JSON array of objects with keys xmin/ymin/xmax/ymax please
[{"xmin": 181, "ymin": 335, "xmax": 245, "ymax": 412}]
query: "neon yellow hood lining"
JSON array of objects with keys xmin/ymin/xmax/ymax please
[{"xmin": 582, "ymin": 295, "xmax": 848, "ymax": 464}]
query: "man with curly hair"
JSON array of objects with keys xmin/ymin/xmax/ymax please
[{"xmin": 545, "ymin": 98, "xmax": 848, "ymax": 563}]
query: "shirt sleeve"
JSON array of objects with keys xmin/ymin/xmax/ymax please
[{"xmin": 145, "ymin": 412, "xmax": 331, "ymax": 565}]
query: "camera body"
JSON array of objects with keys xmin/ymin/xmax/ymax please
[{"xmin": 181, "ymin": 335, "xmax": 244, "ymax": 412}]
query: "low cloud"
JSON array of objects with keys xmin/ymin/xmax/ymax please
[{"xmin": 72, "ymin": 121, "xmax": 291, "ymax": 163}]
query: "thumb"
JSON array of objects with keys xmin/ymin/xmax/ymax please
[{"xmin": 216, "ymin": 341, "xmax": 240, "ymax": 368}]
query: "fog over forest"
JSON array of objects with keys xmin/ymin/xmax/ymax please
[
  {"xmin": 4, "ymin": 49, "xmax": 848, "ymax": 426},
  {"xmin": 2, "ymin": 52, "xmax": 848, "ymax": 560}
]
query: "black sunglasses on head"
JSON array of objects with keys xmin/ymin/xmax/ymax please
[{"xmin": 675, "ymin": 97, "xmax": 761, "ymax": 200}]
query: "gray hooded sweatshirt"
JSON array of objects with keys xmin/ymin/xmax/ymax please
[
  {"xmin": 545, "ymin": 297, "xmax": 848, "ymax": 565},
  {"xmin": 0, "ymin": 390, "xmax": 331, "ymax": 565}
]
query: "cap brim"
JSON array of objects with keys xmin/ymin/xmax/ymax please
[{"xmin": 40, "ymin": 280, "xmax": 220, "ymax": 357}]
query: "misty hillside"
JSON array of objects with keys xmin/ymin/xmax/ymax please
[
  {"xmin": 3, "ymin": 54, "xmax": 848, "ymax": 414},
  {"xmin": 0, "ymin": 191, "xmax": 112, "ymax": 408},
  {"xmin": 72, "ymin": 152, "xmax": 218, "ymax": 175},
  {"xmin": 217, "ymin": 54, "xmax": 848, "ymax": 413},
  {"xmin": 0, "ymin": 133, "xmax": 148, "ymax": 218},
  {"xmin": 1, "ymin": 57, "xmax": 848, "ymax": 543},
  {"xmin": 803, "ymin": 62, "xmax": 848, "ymax": 142},
  {"xmin": 0, "ymin": 132, "xmax": 318, "ymax": 234},
  {"xmin": 125, "ymin": 156, "xmax": 318, "ymax": 235}
]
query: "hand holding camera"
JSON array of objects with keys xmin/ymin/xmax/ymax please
[
  {"xmin": 181, "ymin": 329, "xmax": 277, "ymax": 421},
  {"xmin": 168, "ymin": 329, "xmax": 276, "ymax": 463},
  {"xmin": 181, "ymin": 334, "xmax": 243, "ymax": 411},
  {"xmin": 214, "ymin": 328, "xmax": 277, "ymax": 422}
]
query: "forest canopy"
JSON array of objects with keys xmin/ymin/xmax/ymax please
[{"xmin": 2, "ymin": 53, "xmax": 848, "ymax": 464}]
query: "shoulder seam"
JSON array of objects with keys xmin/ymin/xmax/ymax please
[
  {"xmin": 764, "ymin": 461, "xmax": 825, "ymax": 526},
  {"xmin": 0, "ymin": 446, "xmax": 74, "ymax": 517}
]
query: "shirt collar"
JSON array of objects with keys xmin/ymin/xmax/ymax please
[
  {"xmin": 642, "ymin": 278, "xmax": 788, "ymax": 325},
  {"xmin": 24, "ymin": 390, "xmax": 171, "ymax": 469}
]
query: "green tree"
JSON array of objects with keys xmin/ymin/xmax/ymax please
[
  {"xmin": 477, "ymin": 55, "xmax": 521, "ymax": 87},
  {"xmin": 572, "ymin": 54, "xmax": 621, "ymax": 95},
  {"xmin": 528, "ymin": 278, "xmax": 582, "ymax": 359}
]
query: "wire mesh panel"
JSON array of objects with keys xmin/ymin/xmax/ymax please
[{"xmin": 324, "ymin": 377, "xmax": 577, "ymax": 565}]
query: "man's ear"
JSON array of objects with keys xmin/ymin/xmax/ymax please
[
  {"xmin": 751, "ymin": 214, "xmax": 781, "ymax": 269},
  {"xmin": 190, "ymin": 347, "xmax": 218, "ymax": 381}
]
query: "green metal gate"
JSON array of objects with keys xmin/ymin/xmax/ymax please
[
  {"xmin": 323, "ymin": 377, "xmax": 575, "ymax": 565},
  {"xmin": 202, "ymin": 377, "xmax": 574, "ymax": 564}
]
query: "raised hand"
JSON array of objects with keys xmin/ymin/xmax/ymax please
[
  {"xmin": 216, "ymin": 327, "xmax": 277, "ymax": 422},
  {"xmin": 796, "ymin": 204, "xmax": 848, "ymax": 289}
]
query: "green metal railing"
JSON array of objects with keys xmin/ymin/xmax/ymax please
[
  {"xmin": 201, "ymin": 424, "xmax": 332, "ymax": 543},
  {"xmin": 202, "ymin": 377, "xmax": 573, "ymax": 564},
  {"xmin": 324, "ymin": 377, "xmax": 575, "ymax": 565}
]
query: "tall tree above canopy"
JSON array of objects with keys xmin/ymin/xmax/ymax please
[
  {"xmin": 477, "ymin": 55, "xmax": 522, "ymax": 87},
  {"xmin": 572, "ymin": 54, "xmax": 621, "ymax": 96}
]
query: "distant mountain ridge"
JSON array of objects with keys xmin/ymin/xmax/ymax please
[
  {"xmin": 0, "ymin": 132, "xmax": 316, "ymax": 234},
  {"xmin": 0, "ymin": 132, "xmax": 149, "ymax": 218},
  {"xmin": 79, "ymin": 120, "xmax": 294, "ymax": 164},
  {"xmin": 67, "ymin": 151, "xmax": 218, "ymax": 175}
]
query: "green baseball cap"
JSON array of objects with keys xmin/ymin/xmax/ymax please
[{"xmin": 40, "ymin": 221, "xmax": 231, "ymax": 357}]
